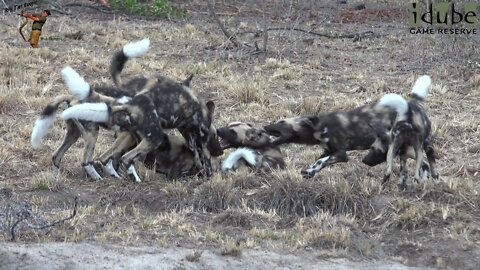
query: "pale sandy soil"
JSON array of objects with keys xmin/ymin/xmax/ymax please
[{"xmin": 0, "ymin": 242, "xmax": 435, "ymax": 270}]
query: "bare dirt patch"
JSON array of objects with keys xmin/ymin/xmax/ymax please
[{"xmin": 1, "ymin": 0, "xmax": 479, "ymax": 269}]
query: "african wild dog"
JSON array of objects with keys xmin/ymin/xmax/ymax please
[
  {"xmin": 104, "ymin": 101, "xmax": 224, "ymax": 179},
  {"xmin": 60, "ymin": 66, "xmax": 216, "ymax": 183},
  {"xmin": 263, "ymin": 116, "xmax": 324, "ymax": 146},
  {"xmin": 31, "ymin": 38, "xmax": 152, "ymax": 180},
  {"xmin": 264, "ymin": 102, "xmax": 399, "ymax": 178},
  {"xmin": 217, "ymin": 122, "xmax": 285, "ymax": 172},
  {"xmin": 373, "ymin": 75, "xmax": 439, "ymax": 188}
]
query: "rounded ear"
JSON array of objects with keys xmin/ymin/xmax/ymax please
[
  {"xmin": 307, "ymin": 116, "xmax": 321, "ymax": 127},
  {"xmin": 206, "ymin": 100, "xmax": 215, "ymax": 115},
  {"xmin": 182, "ymin": 74, "xmax": 194, "ymax": 87},
  {"xmin": 206, "ymin": 101, "xmax": 215, "ymax": 126}
]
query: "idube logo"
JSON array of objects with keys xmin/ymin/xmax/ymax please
[{"xmin": 409, "ymin": 2, "xmax": 478, "ymax": 35}]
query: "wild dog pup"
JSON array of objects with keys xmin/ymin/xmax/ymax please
[
  {"xmin": 60, "ymin": 69, "xmax": 215, "ymax": 183},
  {"xmin": 217, "ymin": 122, "xmax": 285, "ymax": 172},
  {"xmin": 375, "ymin": 76, "xmax": 439, "ymax": 188},
  {"xmin": 31, "ymin": 38, "xmax": 153, "ymax": 180},
  {"xmin": 264, "ymin": 104, "xmax": 398, "ymax": 178}
]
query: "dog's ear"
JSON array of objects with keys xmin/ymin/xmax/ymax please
[
  {"xmin": 203, "ymin": 100, "xmax": 215, "ymax": 129},
  {"xmin": 206, "ymin": 100, "xmax": 215, "ymax": 115},
  {"xmin": 182, "ymin": 74, "xmax": 194, "ymax": 87}
]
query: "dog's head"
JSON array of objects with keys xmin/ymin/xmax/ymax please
[
  {"xmin": 263, "ymin": 116, "xmax": 321, "ymax": 145},
  {"xmin": 362, "ymin": 123, "xmax": 391, "ymax": 167},
  {"xmin": 217, "ymin": 122, "xmax": 271, "ymax": 149}
]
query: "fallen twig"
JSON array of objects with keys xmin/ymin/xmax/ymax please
[
  {"xmin": 9, "ymin": 197, "xmax": 78, "ymax": 241},
  {"xmin": 240, "ymin": 27, "xmax": 383, "ymax": 40}
]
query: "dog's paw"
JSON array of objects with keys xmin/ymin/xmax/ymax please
[
  {"xmin": 301, "ymin": 169, "xmax": 316, "ymax": 179},
  {"xmin": 127, "ymin": 164, "xmax": 142, "ymax": 183},
  {"xmin": 103, "ymin": 159, "xmax": 121, "ymax": 179},
  {"xmin": 397, "ymin": 183, "xmax": 408, "ymax": 190},
  {"xmin": 83, "ymin": 164, "xmax": 103, "ymax": 181}
]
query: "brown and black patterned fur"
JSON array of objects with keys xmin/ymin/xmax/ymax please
[
  {"xmin": 217, "ymin": 122, "xmax": 285, "ymax": 172},
  {"xmin": 379, "ymin": 94, "xmax": 439, "ymax": 189},
  {"xmin": 38, "ymin": 86, "xmax": 135, "ymax": 172},
  {"xmin": 264, "ymin": 104, "xmax": 398, "ymax": 178},
  {"xmin": 106, "ymin": 101, "xmax": 224, "ymax": 179},
  {"xmin": 41, "ymin": 46, "xmax": 195, "ymax": 180}
]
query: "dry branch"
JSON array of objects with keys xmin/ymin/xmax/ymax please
[
  {"xmin": 241, "ymin": 27, "xmax": 382, "ymax": 40},
  {"xmin": 8, "ymin": 197, "xmax": 78, "ymax": 241},
  {"xmin": 206, "ymin": 0, "xmax": 240, "ymax": 48}
]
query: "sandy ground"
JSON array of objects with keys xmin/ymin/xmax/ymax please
[{"xmin": 0, "ymin": 242, "xmax": 435, "ymax": 270}]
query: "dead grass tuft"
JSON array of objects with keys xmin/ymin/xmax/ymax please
[
  {"xmin": 253, "ymin": 171, "xmax": 370, "ymax": 218},
  {"xmin": 265, "ymin": 58, "xmax": 290, "ymax": 69},
  {"xmin": 290, "ymin": 97, "xmax": 324, "ymax": 115},
  {"xmin": 162, "ymin": 181, "xmax": 190, "ymax": 211},
  {"xmin": 220, "ymin": 238, "xmax": 243, "ymax": 257},
  {"xmin": 192, "ymin": 176, "xmax": 235, "ymax": 212},
  {"xmin": 230, "ymin": 75, "xmax": 267, "ymax": 104},
  {"xmin": 185, "ymin": 250, "xmax": 202, "ymax": 262},
  {"xmin": 229, "ymin": 171, "xmax": 263, "ymax": 189},
  {"xmin": 212, "ymin": 209, "xmax": 252, "ymax": 229},
  {"xmin": 470, "ymin": 74, "xmax": 480, "ymax": 87},
  {"xmin": 0, "ymin": 94, "xmax": 22, "ymax": 114}
]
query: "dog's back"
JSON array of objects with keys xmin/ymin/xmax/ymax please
[{"xmin": 310, "ymin": 104, "xmax": 397, "ymax": 151}]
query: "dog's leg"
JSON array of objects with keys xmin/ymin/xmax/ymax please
[
  {"xmin": 121, "ymin": 138, "xmax": 156, "ymax": 183},
  {"xmin": 52, "ymin": 120, "xmax": 81, "ymax": 169},
  {"xmin": 414, "ymin": 142, "xmax": 426, "ymax": 183},
  {"xmin": 398, "ymin": 151, "xmax": 409, "ymax": 190},
  {"xmin": 81, "ymin": 124, "xmax": 102, "ymax": 181},
  {"xmin": 301, "ymin": 150, "xmax": 348, "ymax": 179},
  {"xmin": 406, "ymin": 146, "xmax": 429, "ymax": 181},
  {"xmin": 198, "ymin": 135, "xmax": 213, "ymax": 177},
  {"xmin": 99, "ymin": 132, "xmax": 136, "ymax": 178},
  {"xmin": 424, "ymin": 139, "xmax": 439, "ymax": 181},
  {"xmin": 382, "ymin": 136, "xmax": 402, "ymax": 186}
]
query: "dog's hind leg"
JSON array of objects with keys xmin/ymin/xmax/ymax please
[
  {"xmin": 406, "ymin": 146, "xmax": 429, "ymax": 181},
  {"xmin": 413, "ymin": 141, "xmax": 426, "ymax": 183},
  {"xmin": 301, "ymin": 150, "xmax": 348, "ymax": 179},
  {"xmin": 424, "ymin": 139, "xmax": 439, "ymax": 181},
  {"xmin": 99, "ymin": 132, "xmax": 136, "ymax": 178},
  {"xmin": 398, "ymin": 150, "xmax": 409, "ymax": 190},
  {"xmin": 52, "ymin": 120, "xmax": 81, "ymax": 169},
  {"xmin": 121, "ymin": 138, "xmax": 158, "ymax": 183},
  {"xmin": 81, "ymin": 123, "xmax": 102, "ymax": 181},
  {"xmin": 382, "ymin": 136, "xmax": 402, "ymax": 186}
]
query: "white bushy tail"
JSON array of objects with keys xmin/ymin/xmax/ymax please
[
  {"xmin": 411, "ymin": 75, "xmax": 432, "ymax": 100},
  {"xmin": 123, "ymin": 38, "xmax": 150, "ymax": 58},
  {"xmin": 376, "ymin": 93, "xmax": 409, "ymax": 121},
  {"xmin": 61, "ymin": 102, "xmax": 109, "ymax": 123},
  {"xmin": 221, "ymin": 148, "xmax": 257, "ymax": 172},
  {"xmin": 31, "ymin": 114, "xmax": 56, "ymax": 149},
  {"xmin": 61, "ymin": 66, "xmax": 91, "ymax": 101}
]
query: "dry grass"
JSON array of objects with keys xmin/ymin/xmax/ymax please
[
  {"xmin": 0, "ymin": 1, "xmax": 479, "ymax": 268},
  {"xmin": 185, "ymin": 250, "xmax": 203, "ymax": 262}
]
